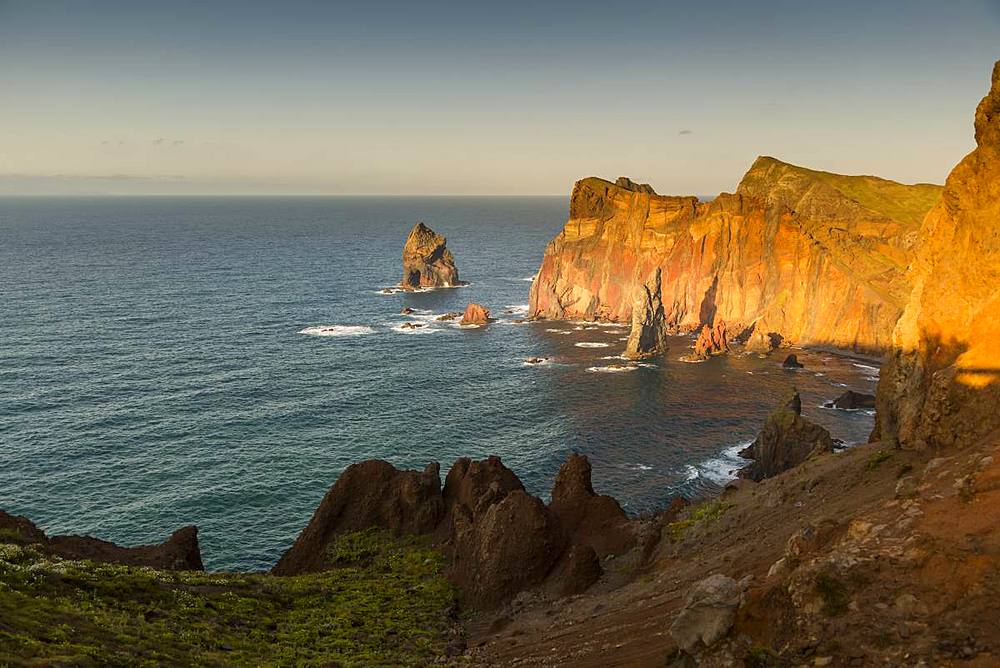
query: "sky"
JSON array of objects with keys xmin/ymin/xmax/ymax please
[{"xmin": 1, "ymin": 0, "xmax": 999, "ymax": 195}]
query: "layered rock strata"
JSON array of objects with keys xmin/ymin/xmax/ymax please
[
  {"xmin": 400, "ymin": 222, "xmax": 462, "ymax": 290},
  {"xmin": 874, "ymin": 60, "xmax": 1000, "ymax": 449},
  {"xmin": 529, "ymin": 159, "xmax": 943, "ymax": 354}
]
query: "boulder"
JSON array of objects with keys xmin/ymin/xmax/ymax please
[
  {"xmin": 669, "ymin": 574, "xmax": 745, "ymax": 653},
  {"xmin": 826, "ymin": 390, "xmax": 876, "ymax": 410},
  {"xmin": 460, "ymin": 303, "xmax": 492, "ymax": 325},
  {"xmin": 448, "ymin": 490, "xmax": 567, "ymax": 609},
  {"xmin": 273, "ymin": 460, "xmax": 444, "ymax": 575},
  {"xmin": 623, "ymin": 268, "xmax": 669, "ymax": 360},
  {"xmin": 400, "ymin": 307, "xmax": 415, "ymax": 315},
  {"xmin": 549, "ymin": 453, "xmax": 636, "ymax": 557},
  {"xmin": 0, "ymin": 510, "xmax": 203, "ymax": 571},
  {"xmin": 738, "ymin": 391, "xmax": 834, "ymax": 481},
  {"xmin": 400, "ymin": 222, "xmax": 462, "ymax": 290},
  {"xmin": 782, "ymin": 354, "xmax": 804, "ymax": 369},
  {"xmin": 693, "ymin": 319, "xmax": 730, "ymax": 359},
  {"xmin": 436, "ymin": 312, "xmax": 462, "ymax": 321}
]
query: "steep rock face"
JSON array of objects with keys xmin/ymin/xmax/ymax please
[
  {"xmin": 875, "ymin": 61, "xmax": 1000, "ymax": 448},
  {"xmin": 400, "ymin": 222, "xmax": 462, "ymax": 290},
  {"xmin": 0, "ymin": 510, "xmax": 203, "ymax": 571},
  {"xmin": 738, "ymin": 392, "xmax": 834, "ymax": 481},
  {"xmin": 623, "ymin": 267, "xmax": 669, "ymax": 359},
  {"xmin": 548, "ymin": 453, "xmax": 636, "ymax": 557},
  {"xmin": 529, "ymin": 161, "xmax": 942, "ymax": 354},
  {"xmin": 272, "ymin": 460, "xmax": 444, "ymax": 575}
]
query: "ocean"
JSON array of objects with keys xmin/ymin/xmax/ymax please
[{"xmin": 0, "ymin": 196, "xmax": 879, "ymax": 571}]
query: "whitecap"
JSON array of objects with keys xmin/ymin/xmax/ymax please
[
  {"xmin": 391, "ymin": 323, "xmax": 438, "ymax": 334},
  {"xmin": 298, "ymin": 325, "xmax": 375, "ymax": 337},
  {"xmin": 575, "ymin": 342, "xmax": 610, "ymax": 348},
  {"xmin": 504, "ymin": 304, "xmax": 529, "ymax": 314},
  {"xmin": 586, "ymin": 365, "xmax": 637, "ymax": 373},
  {"xmin": 601, "ymin": 355, "xmax": 627, "ymax": 360},
  {"xmin": 852, "ymin": 363, "xmax": 880, "ymax": 374},
  {"xmin": 620, "ymin": 463, "xmax": 653, "ymax": 472},
  {"xmin": 522, "ymin": 275, "xmax": 537, "ymax": 282},
  {"xmin": 685, "ymin": 441, "xmax": 753, "ymax": 486}
]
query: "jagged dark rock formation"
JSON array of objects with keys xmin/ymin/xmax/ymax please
[
  {"xmin": 738, "ymin": 391, "xmax": 834, "ymax": 481},
  {"xmin": 0, "ymin": 510, "xmax": 203, "ymax": 571},
  {"xmin": 272, "ymin": 460, "xmax": 444, "ymax": 575},
  {"xmin": 273, "ymin": 453, "xmax": 641, "ymax": 608},
  {"xmin": 400, "ymin": 222, "xmax": 462, "ymax": 290}
]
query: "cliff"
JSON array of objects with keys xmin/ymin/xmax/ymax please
[
  {"xmin": 875, "ymin": 60, "xmax": 1000, "ymax": 448},
  {"xmin": 529, "ymin": 159, "xmax": 942, "ymax": 353}
]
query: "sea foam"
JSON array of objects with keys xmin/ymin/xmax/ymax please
[{"xmin": 298, "ymin": 325, "xmax": 375, "ymax": 337}]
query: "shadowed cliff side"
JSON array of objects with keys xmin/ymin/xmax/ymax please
[
  {"xmin": 875, "ymin": 60, "xmax": 1000, "ymax": 449},
  {"xmin": 528, "ymin": 160, "xmax": 942, "ymax": 354}
]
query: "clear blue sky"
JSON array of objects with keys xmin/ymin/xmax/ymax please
[{"xmin": 1, "ymin": 0, "xmax": 998, "ymax": 195}]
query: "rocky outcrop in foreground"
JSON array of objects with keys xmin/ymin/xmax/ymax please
[
  {"xmin": 275, "ymin": 453, "xmax": 646, "ymax": 608},
  {"xmin": 0, "ymin": 510, "xmax": 203, "ymax": 570},
  {"xmin": 738, "ymin": 391, "xmax": 834, "ymax": 481},
  {"xmin": 875, "ymin": 60, "xmax": 1000, "ymax": 449},
  {"xmin": 529, "ymin": 159, "xmax": 942, "ymax": 354},
  {"xmin": 400, "ymin": 222, "xmax": 462, "ymax": 290}
]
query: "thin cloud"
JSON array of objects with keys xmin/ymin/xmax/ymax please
[{"xmin": 678, "ymin": 129, "xmax": 694, "ymax": 136}]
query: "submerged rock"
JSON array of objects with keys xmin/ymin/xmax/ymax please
[
  {"xmin": 826, "ymin": 390, "xmax": 876, "ymax": 410},
  {"xmin": 436, "ymin": 312, "xmax": 462, "ymax": 321},
  {"xmin": 738, "ymin": 391, "xmax": 834, "ymax": 481},
  {"xmin": 0, "ymin": 510, "xmax": 203, "ymax": 571},
  {"xmin": 623, "ymin": 268, "xmax": 669, "ymax": 360},
  {"xmin": 400, "ymin": 222, "xmax": 462, "ymax": 290},
  {"xmin": 460, "ymin": 303, "xmax": 492, "ymax": 325}
]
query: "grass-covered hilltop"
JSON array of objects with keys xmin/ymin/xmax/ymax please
[{"xmin": 0, "ymin": 529, "xmax": 459, "ymax": 667}]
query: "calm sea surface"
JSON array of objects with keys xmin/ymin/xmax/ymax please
[{"xmin": 0, "ymin": 197, "xmax": 879, "ymax": 570}]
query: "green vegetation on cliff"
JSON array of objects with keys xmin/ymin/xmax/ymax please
[{"xmin": 0, "ymin": 529, "xmax": 456, "ymax": 667}]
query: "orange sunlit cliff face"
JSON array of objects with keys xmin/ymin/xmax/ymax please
[
  {"xmin": 528, "ymin": 159, "xmax": 942, "ymax": 355},
  {"xmin": 875, "ymin": 60, "xmax": 1000, "ymax": 449}
]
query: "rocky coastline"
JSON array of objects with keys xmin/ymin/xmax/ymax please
[{"xmin": 2, "ymin": 59, "xmax": 998, "ymax": 668}]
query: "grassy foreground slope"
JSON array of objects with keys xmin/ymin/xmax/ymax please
[{"xmin": 0, "ymin": 529, "xmax": 457, "ymax": 667}]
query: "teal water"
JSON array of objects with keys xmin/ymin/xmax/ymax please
[{"xmin": 0, "ymin": 197, "xmax": 878, "ymax": 570}]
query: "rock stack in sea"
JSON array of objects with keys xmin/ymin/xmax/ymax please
[
  {"xmin": 623, "ymin": 268, "xmax": 669, "ymax": 359},
  {"xmin": 738, "ymin": 391, "xmax": 834, "ymax": 481},
  {"xmin": 400, "ymin": 222, "xmax": 463, "ymax": 290}
]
